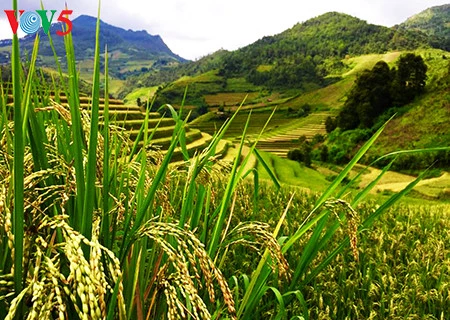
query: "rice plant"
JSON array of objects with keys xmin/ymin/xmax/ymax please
[{"xmin": 1, "ymin": 1, "xmax": 446, "ymax": 319}]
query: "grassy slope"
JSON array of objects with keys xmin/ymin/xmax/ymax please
[
  {"xmin": 123, "ymin": 86, "xmax": 159, "ymax": 104},
  {"xmin": 256, "ymin": 150, "xmax": 331, "ymax": 192},
  {"xmin": 257, "ymin": 150, "xmax": 450, "ymax": 202}
]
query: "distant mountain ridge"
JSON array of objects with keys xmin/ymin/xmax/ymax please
[
  {"xmin": 0, "ymin": 15, "xmax": 186, "ymax": 78},
  {"xmin": 399, "ymin": 4, "xmax": 450, "ymax": 50}
]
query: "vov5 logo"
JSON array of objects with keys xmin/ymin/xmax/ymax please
[{"xmin": 4, "ymin": 9, "xmax": 73, "ymax": 36}]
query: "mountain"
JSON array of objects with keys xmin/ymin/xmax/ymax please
[
  {"xmin": 122, "ymin": 11, "xmax": 439, "ymax": 99},
  {"xmin": 219, "ymin": 12, "xmax": 436, "ymax": 84},
  {"xmin": 0, "ymin": 15, "xmax": 187, "ymax": 79},
  {"xmin": 399, "ymin": 4, "xmax": 450, "ymax": 50}
]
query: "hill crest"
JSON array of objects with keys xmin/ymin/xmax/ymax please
[{"xmin": 399, "ymin": 3, "xmax": 450, "ymax": 50}]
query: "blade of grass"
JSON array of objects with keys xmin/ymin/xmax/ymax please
[
  {"xmin": 265, "ymin": 286, "xmax": 286, "ymax": 320},
  {"xmin": 282, "ymin": 291, "xmax": 308, "ymax": 320},
  {"xmin": 127, "ymin": 248, "xmax": 142, "ymax": 317},
  {"xmin": 63, "ymin": 10, "xmax": 86, "ymax": 230},
  {"xmin": 253, "ymin": 148, "xmax": 281, "ymax": 190},
  {"xmin": 21, "ymin": 35, "xmax": 39, "ymax": 135},
  {"xmin": 207, "ymin": 110, "xmax": 252, "ymax": 258},
  {"xmin": 11, "ymin": 3, "xmax": 25, "ymax": 302},
  {"xmin": 283, "ymin": 119, "xmax": 393, "ymax": 292},
  {"xmin": 237, "ymin": 194, "xmax": 293, "ymax": 319},
  {"xmin": 208, "ymin": 105, "xmax": 276, "ymax": 257},
  {"xmin": 106, "ymin": 275, "xmax": 124, "ymax": 320},
  {"xmin": 81, "ymin": 3, "xmax": 102, "ymax": 241},
  {"xmin": 120, "ymin": 104, "xmax": 184, "ymax": 261},
  {"xmin": 40, "ymin": 0, "xmax": 67, "ymax": 95},
  {"xmin": 351, "ymin": 157, "xmax": 396, "ymax": 206}
]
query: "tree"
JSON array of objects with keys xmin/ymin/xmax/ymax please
[
  {"xmin": 336, "ymin": 56, "xmax": 428, "ymax": 131},
  {"xmin": 337, "ymin": 61, "xmax": 393, "ymax": 130},
  {"xmin": 320, "ymin": 145, "xmax": 329, "ymax": 162},
  {"xmin": 325, "ymin": 116, "xmax": 338, "ymax": 133},
  {"xmin": 287, "ymin": 138, "xmax": 312, "ymax": 167},
  {"xmin": 391, "ymin": 53, "xmax": 427, "ymax": 106},
  {"xmin": 337, "ymin": 102, "xmax": 360, "ymax": 131}
]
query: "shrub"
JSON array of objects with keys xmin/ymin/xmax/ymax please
[
  {"xmin": 325, "ymin": 116, "xmax": 337, "ymax": 133},
  {"xmin": 288, "ymin": 143, "xmax": 312, "ymax": 167}
]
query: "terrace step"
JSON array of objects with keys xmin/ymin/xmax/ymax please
[
  {"xmin": 103, "ymin": 118, "xmax": 175, "ymax": 130},
  {"xmin": 171, "ymin": 132, "xmax": 214, "ymax": 162},
  {"xmin": 97, "ymin": 110, "xmax": 145, "ymax": 120},
  {"xmin": 256, "ymin": 149, "xmax": 287, "ymax": 158},
  {"xmin": 82, "ymin": 104, "xmax": 142, "ymax": 111},
  {"xmin": 254, "ymin": 118, "xmax": 327, "ymax": 158},
  {"xmin": 138, "ymin": 129, "xmax": 203, "ymax": 149},
  {"xmin": 127, "ymin": 125, "xmax": 190, "ymax": 140},
  {"xmin": 213, "ymin": 139, "xmax": 232, "ymax": 160},
  {"xmin": 51, "ymin": 95, "xmax": 124, "ymax": 106},
  {"xmin": 256, "ymin": 141, "xmax": 303, "ymax": 148}
]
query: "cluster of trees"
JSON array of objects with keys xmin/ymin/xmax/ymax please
[
  {"xmin": 219, "ymin": 48, "xmax": 323, "ymax": 89},
  {"xmin": 286, "ymin": 104, "xmax": 312, "ymax": 118},
  {"xmin": 287, "ymin": 134, "xmax": 328, "ymax": 166},
  {"xmin": 287, "ymin": 126, "xmax": 450, "ymax": 170},
  {"xmin": 374, "ymin": 149, "xmax": 450, "ymax": 171},
  {"xmin": 246, "ymin": 57, "xmax": 319, "ymax": 88},
  {"xmin": 287, "ymin": 136, "xmax": 313, "ymax": 167},
  {"xmin": 335, "ymin": 53, "xmax": 428, "ymax": 131}
]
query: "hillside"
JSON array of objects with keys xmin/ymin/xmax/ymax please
[
  {"xmin": 0, "ymin": 15, "xmax": 186, "ymax": 79},
  {"xmin": 122, "ymin": 11, "xmax": 441, "ymax": 100},
  {"xmin": 399, "ymin": 4, "xmax": 450, "ymax": 50},
  {"xmin": 370, "ymin": 50, "xmax": 450, "ymax": 164}
]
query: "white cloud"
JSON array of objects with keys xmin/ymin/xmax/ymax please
[
  {"xmin": 0, "ymin": 0, "xmax": 448, "ymax": 59},
  {"xmin": 0, "ymin": 19, "xmax": 11, "ymax": 41}
]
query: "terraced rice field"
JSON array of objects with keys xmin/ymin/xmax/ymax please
[
  {"xmin": 192, "ymin": 110, "xmax": 329, "ymax": 158},
  {"xmin": 191, "ymin": 111, "xmax": 297, "ymax": 138},
  {"xmin": 254, "ymin": 113, "xmax": 329, "ymax": 157},
  {"xmin": 5, "ymin": 91, "xmax": 224, "ymax": 162}
]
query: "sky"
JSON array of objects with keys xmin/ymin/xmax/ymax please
[{"xmin": 0, "ymin": 0, "xmax": 449, "ymax": 60}]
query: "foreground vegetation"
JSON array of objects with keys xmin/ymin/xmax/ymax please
[
  {"xmin": 306, "ymin": 202, "xmax": 450, "ymax": 319},
  {"xmin": 1, "ymin": 5, "xmax": 449, "ymax": 320}
]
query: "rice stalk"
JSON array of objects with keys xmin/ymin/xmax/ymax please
[
  {"xmin": 3, "ymin": 213, "xmax": 126, "ymax": 319},
  {"xmin": 221, "ymin": 221, "xmax": 290, "ymax": 280},
  {"xmin": 138, "ymin": 221, "xmax": 236, "ymax": 320},
  {"xmin": 324, "ymin": 199, "xmax": 360, "ymax": 261}
]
